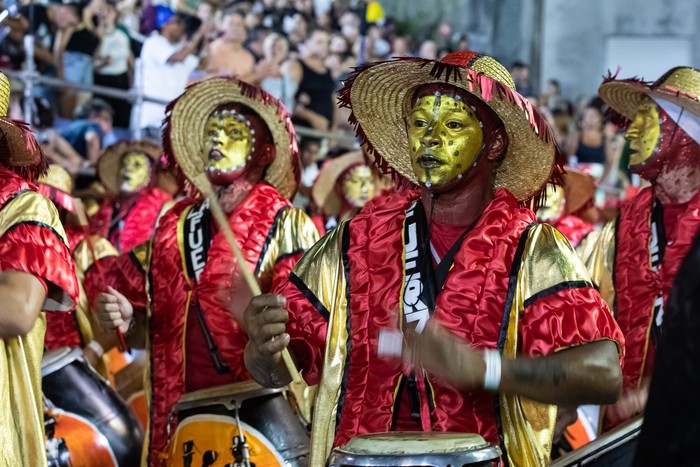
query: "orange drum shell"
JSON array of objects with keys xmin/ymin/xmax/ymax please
[
  {"xmin": 127, "ymin": 390, "xmax": 148, "ymax": 429},
  {"xmin": 46, "ymin": 409, "xmax": 118, "ymax": 467},
  {"xmin": 166, "ymin": 415, "xmax": 284, "ymax": 467}
]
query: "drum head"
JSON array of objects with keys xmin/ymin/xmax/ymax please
[
  {"xmin": 41, "ymin": 347, "xmax": 83, "ymax": 378},
  {"xmin": 331, "ymin": 432, "xmax": 501, "ymax": 466},
  {"xmin": 175, "ymin": 380, "xmax": 283, "ymax": 413}
]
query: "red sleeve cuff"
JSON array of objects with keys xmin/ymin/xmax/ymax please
[{"xmin": 519, "ymin": 286, "xmax": 625, "ymax": 360}]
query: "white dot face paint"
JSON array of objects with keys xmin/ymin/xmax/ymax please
[{"xmin": 406, "ymin": 93, "xmax": 484, "ymax": 188}]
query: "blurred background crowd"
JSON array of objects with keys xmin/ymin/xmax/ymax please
[{"xmin": 0, "ymin": 0, "xmax": 691, "ymax": 217}]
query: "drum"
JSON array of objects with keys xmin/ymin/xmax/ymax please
[
  {"xmin": 114, "ymin": 352, "xmax": 148, "ymax": 429},
  {"xmin": 42, "ymin": 347, "xmax": 144, "ymax": 466},
  {"xmin": 45, "ymin": 405, "xmax": 118, "ymax": 467},
  {"xmin": 327, "ymin": 432, "xmax": 501, "ymax": 467},
  {"xmin": 166, "ymin": 380, "xmax": 309, "ymax": 466}
]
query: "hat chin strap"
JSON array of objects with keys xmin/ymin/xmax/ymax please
[{"xmin": 652, "ymin": 96, "xmax": 700, "ymax": 146}]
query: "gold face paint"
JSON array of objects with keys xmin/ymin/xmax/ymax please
[
  {"xmin": 342, "ymin": 165, "xmax": 374, "ymax": 208},
  {"xmin": 203, "ymin": 112, "xmax": 254, "ymax": 175},
  {"xmin": 119, "ymin": 152, "xmax": 151, "ymax": 193},
  {"xmin": 625, "ymin": 99, "xmax": 661, "ymax": 166},
  {"xmin": 407, "ymin": 94, "xmax": 484, "ymax": 187}
]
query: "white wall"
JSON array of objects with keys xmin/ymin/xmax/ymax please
[{"xmin": 540, "ymin": 0, "xmax": 700, "ymax": 100}]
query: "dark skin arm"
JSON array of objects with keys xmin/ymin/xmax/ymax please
[
  {"xmin": 0, "ymin": 271, "xmax": 47, "ymax": 338},
  {"xmin": 405, "ymin": 321, "xmax": 622, "ymax": 406},
  {"xmin": 243, "ymin": 294, "xmax": 293, "ymax": 388}
]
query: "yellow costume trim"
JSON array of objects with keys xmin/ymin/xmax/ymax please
[
  {"xmin": 0, "ymin": 190, "xmax": 71, "ymax": 467},
  {"xmin": 256, "ymin": 206, "xmax": 320, "ymax": 289},
  {"xmin": 501, "ymin": 223, "xmax": 593, "ymax": 466},
  {"xmin": 291, "ymin": 222, "xmax": 349, "ymax": 467},
  {"xmin": 584, "ymin": 220, "xmax": 617, "ymax": 311}
]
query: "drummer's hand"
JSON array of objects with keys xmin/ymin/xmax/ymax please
[
  {"xmin": 244, "ymin": 294, "xmax": 290, "ymax": 363},
  {"xmin": 606, "ymin": 379, "xmax": 649, "ymax": 426},
  {"xmin": 403, "ymin": 320, "xmax": 486, "ymax": 391},
  {"xmin": 96, "ymin": 286, "xmax": 133, "ymax": 334}
]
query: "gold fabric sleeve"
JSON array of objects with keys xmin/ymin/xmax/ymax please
[
  {"xmin": 290, "ymin": 222, "xmax": 349, "ymax": 467},
  {"xmin": 0, "ymin": 191, "xmax": 68, "ymax": 243},
  {"xmin": 584, "ymin": 220, "xmax": 616, "ymax": 310},
  {"xmin": 0, "ymin": 315, "xmax": 48, "ymax": 466},
  {"xmin": 0, "ymin": 191, "xmax": 74, "ymax": 311},
  {"xmin": 256, "ymin": 206, "xmax": 320, "ymax": 287},
  {"xmin": 500, "ymin": 223, "xmax": 592, "ymax": 467},
  {"xmin": 0, "ymin": 191, "xmax": 67, "ymax": 466}
]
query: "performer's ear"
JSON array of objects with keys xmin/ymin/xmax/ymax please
[{"xmin": 485, "ymin": 127, "xmax": 508, "ymax": 162}]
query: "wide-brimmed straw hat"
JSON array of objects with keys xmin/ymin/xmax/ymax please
[
  {"xmin": 562, "ymin": 168, "xmax": 596, "ymax": 215},
  {"xmin": 0, "ymin": 73, "xmax": 48, "ymax": 181},
  {"xmin": 0, "ymin": 72, "xmax": 9, "ymax": 117},
  {"xmin": 38, "ymin": 164, "xmax": 75, "ymax": 212},
  {"xmin": 312, "ymin": 150, "xmax": 367, "ymax": 216},
  {"xmin": 163, "ymin": 77, "xmax": 300, "ymax": 200},
  {"xmin": 97, "ymin": 140, "xmax": 161, "ymax": 195},
  {"xmin": 599, "ymin": 66, "xmax": 700, "ymax": 122},
  {"xmin": 339, "ymin": 50, "xmax": 564, "ymax": 203}
]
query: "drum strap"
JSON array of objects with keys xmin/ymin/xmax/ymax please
[
  {"xmin": 648, "ymin": 199, "xmax": 667, "ymax": 344},
  {"xmin": 400, "ymin": 200, "xmax": 477, "ymax": 428},
  {"xmin": 182, "ymin": 200, "xmax": 230, "ymax": 374}
]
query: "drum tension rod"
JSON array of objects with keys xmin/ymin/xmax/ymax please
[{"xmin": 230, "ymin": 402, "xmax": 251, "ymax": 467}]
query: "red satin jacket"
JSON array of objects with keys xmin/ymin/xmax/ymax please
[
  {"xmin": 614, "ymin": 187, "xmax": 700, "ymax": 389},
  {"xmin": 281, "ymin": 188, "xmax": 622, "ymax": 455},
  {"xmin": 85, "ymin": 182, "xmax": 319, "ymax": 466},
  {"xmin": 91, "ymin": 187, "xmax": 172, "ymax": 253}
]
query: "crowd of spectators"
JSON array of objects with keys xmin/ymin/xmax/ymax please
[{"xmin": 0, "ymin": 0, "xmax": 630, "ymax": 208}]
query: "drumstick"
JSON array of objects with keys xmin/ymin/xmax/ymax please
[
  {"xmin": 193, "ymin": 174, "xmax": 302, "ymax": 384},
  {"xmin": 73, "ymin": 198, "xmax": 130, "ymax": 354}
]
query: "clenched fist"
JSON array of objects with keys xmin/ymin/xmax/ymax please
[
  {"xmin": 96, "ymin": 286, "xmax": 133, "ymax": 334},
  {"xmin": 244, "ymin": 293, "xmax": 290, "ymax": 366}
]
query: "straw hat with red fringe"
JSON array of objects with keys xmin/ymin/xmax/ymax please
[
  {"xmin": 599, "ymin": 66, "xmax": 700, "ymax": 124},
  {"xmin": 339, "ymin": 50, "xmax": 565, "ymax": 205},
  {"xmin": 163, "ymin": 77, "xmax": 301, "ymax": 200},
  {"xmin": 97, "ymin": 140, "xmax": 162, "ymax": 195},
  {"xmin": 0, "ymin": 72, "xmax": 48, "ymax": 182},
  {"xmin": 38, "ymin": 164, "xmax": 75, "ymax": 212},
  {"xmin": 312, "ymin": 150, "xmax": 367, "ymax": 216}
]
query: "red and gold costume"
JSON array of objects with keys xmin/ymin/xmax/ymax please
[
  {"xmin": 591, "ymin": 67, "xmax": 700, "ymax": 396},
  {"xmin": 90, "ymin": 141, "xmax": 172, "ymax": 253},
  {"xmin": 38, "ymin": 165, "xmax": 119, "ymax": 354},
  {"xmin": 275, "ymin": 52, "xmax": 623, "ymax": 466},
  {"xmin": 0, "ymin": 99, "xmax": 79, "ymax": 463},
  {"xmin": 86, "ymin": 78, "xmax": 319, "ymax": 465}
]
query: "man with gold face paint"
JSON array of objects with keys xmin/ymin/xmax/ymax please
[
  {"xmin": 87, "ymin": 77, "xmax": 319, "ymax": 466},
  {"xmin": 91, "ymin": 141, "xmax": 173, "ymax": 253},
  {"xmin": 243, "ymin": 51, "xmax": 624, "ymax": 466},
  {"xmin": 590, "ymin": 66, "xmax": 700, "ymax": 429},
  {"xmin": 311, "ymin": 150, "xmax": 377, "ymax": 233},
  {"xmin": 0, "ymin": 74, "xmax": 79, "ymax": 466}
]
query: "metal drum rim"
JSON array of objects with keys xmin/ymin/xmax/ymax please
[{"xmin": 41, "ymin": 346, "xmax": 84, "ymax": 378}]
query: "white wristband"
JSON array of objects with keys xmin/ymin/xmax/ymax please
[
  {"xmin": 483, "ymin": 349, "xmax": 502, "ymax": 391},
  {"xmin": 87, "ymin": 340, "xmax": 105, "ymax": 359}
]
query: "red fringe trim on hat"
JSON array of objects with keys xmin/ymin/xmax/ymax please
[
  {"xmin": 338, "ymin": 58, "xmax": 566, "ymax": 206},
  {"xmin": 0, "ymin": 119, "xmax": 49, "ymax": 182},
  {"xmin": 162, "ymin": 77, "xmax": 300, "ymax": 198}
]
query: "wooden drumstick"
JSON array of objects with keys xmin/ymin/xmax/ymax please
[
  {"xmin": 73, "ymin": 198, "xmax": 130, "ymax": 353},
  {"xmin": 194, "ymin": 174, "xmax": 303, "ymax": 384}
]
